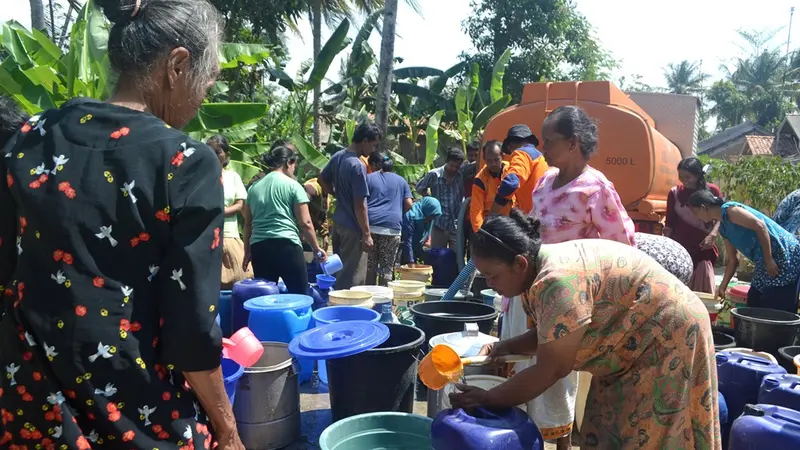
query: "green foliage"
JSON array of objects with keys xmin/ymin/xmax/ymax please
[
  {"xmin": 702, "ymin": 156, "xmax": 800, "ymax": 216},
  {"xmin": 462, "ymin": 0, "xmax": 616, "ymax": 102}
]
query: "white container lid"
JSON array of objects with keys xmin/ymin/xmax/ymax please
[
  {"xmin": 351, "ymin": 285, "xmax": 393, "ymax": 300},
  {"xmin": 429, "ymin": 330, "xmax": 498, "ymax": 358}
]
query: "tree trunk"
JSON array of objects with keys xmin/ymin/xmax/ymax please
[
  {"xmin": 29, "ymin": 0, "xmax": 46, "ymax": 31},
  {"xmin": 48, "ymin": 0, "xmax": 55, "ymax": 39},
  {"xmin": 375, "ymin": 0, "xmax": 398, "ymax": 142},
  {"xmin": 312, "ymin": 0, "xmax": 322, "ymax": 148}
]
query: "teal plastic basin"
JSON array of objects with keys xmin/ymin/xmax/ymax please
[{"xmin": 320, "ymin": 412, "xmax": 433, "ymax": 450}]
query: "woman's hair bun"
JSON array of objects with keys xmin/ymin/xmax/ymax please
[
  {"xmin": 96, "ymin": 0, "xmax": 142, "ymax": 24},
  {"xmin": 508, "ymin": 208, "xmax": 541, "ymax": 240}
]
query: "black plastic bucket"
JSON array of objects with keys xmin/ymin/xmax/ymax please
[
  {"xmin": 778, "ymin": 346, "xmax": 800, "ymax": 373},
  {"xmin": 730, "ymin": 307, "xmax": 800, "ymax": 356},
  {"xmin": 713, "ymin": 331, "xmax": 736, "ymax": 352},
  {"xmin": 410, "ymin": 301, "xmax": 497, "ymax": 354},
  {"xmin": 326, "ymin": 323, "xmax": 425, "ymax": 422}
]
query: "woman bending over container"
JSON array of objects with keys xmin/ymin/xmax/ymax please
[
  {"xmin": 400, "ymin": 197, "xmax": 442, "ymax": 265},
  {"xmin": 508, "ymin": 105, "xmax": 635, "ymax": 448},
  {"xmin": 365, "ymin": 153, "xmax": 413, "ymax": 285},
  {"xmin": 665, "ymin": 157, "xmax": 722, "ymax": 293},
  {"xmin": 208, "ymin": 134, "xmax": 254, "ymax": 289},
  {"xmin": 0, "ymin": 1, "xmax": 245, "ymax": 448},
  {"xmin": 242, "ymin": 146, "xmax": 326, "ymax": 294},
  {"xmin": 689, "ymin": 190, "xmax": 800, "ymax": 313},
  {"xmin": 449, "ymin": 211, "xmax": 721, "ymax": 449}
]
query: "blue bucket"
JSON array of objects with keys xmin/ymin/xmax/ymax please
[
  {"xmin": 312, "ymin": 306, "xmax": 381, "ymax": 384},
  {"xmin": 316, "ymin": 274, "xmax": 336, "ymax": 290},
  {"xmin": 221, "ymin": 358, "xmax": 244, "ymax": 406}
]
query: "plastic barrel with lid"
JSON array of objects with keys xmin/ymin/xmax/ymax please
[
  {"xmin": 311, "ymin": 306, "xmax": 380, "ymax": 385},
  {"xmin": 244, "ymin": 294, "xmax": 314, "ymax": 383},
  {"xmin": 289, "ymin": 321, "xmax": 425, "ymax": 421}
]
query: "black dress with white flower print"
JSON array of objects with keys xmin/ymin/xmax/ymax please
[{"xmin": 0, "ymin": 98, "xmax": 224, "ymax": 450}]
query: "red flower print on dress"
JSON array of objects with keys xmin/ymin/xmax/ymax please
[
  {"xmin": 110, "ymin": 127, "xmax": 130, "ymax": 140},
  {"xmin": 32, "ymin": 372, "xmax": 42, "ymax": 381},
  {"xmin": 20, "ymin": 123, "xmax": 31, "ymax": 133},
  {"xmin": 75, "ymin": 305, "xmax": 87, "ymax": 316},
  {"xmin": 38, "ymin": 174, "xmax": 48, "ymax": 183},
  {"xmin": 211, "ymin": 227, "xmax": 220, "ymax": 249},
  {"xmin": 5, "ymin": 173, "xmax": 12, "ymax": 188},
  {"xmin": 65, "ymin": 188, "xmax": 76, "ymax": 199},
  {"xmin": 76, "ymin": 435, "xmax": 91, "ymax": 450},
  {"xmin": 53, "ymin": 250, "xmax": 64, "ymax": 261},
  {"xmin": 139, "ymin": 232, "xmax": 150, "ymax": 242},
  {"xmin": 130, "ymin": 321, "xmax": 142, "ymax": 332},
  {"xmin": 21, "ymin": 393, "xmax": 33, "ymax": 402},
  {"xmin": 155, "ymin": 208, "xmax": 170, "ymax": 222},
  {"xmin": 58, "ymin": 181, "xmax": 70, "ymax": 192},
  {"xmin": 93, "ymin": 277, "xmax": 104, "ymax": 288},
  {"xmin": 29, "ymin": 180, "xmax": 41, "ymax": 189},
  {"xmin": 63, "ymin": 252, "xmax": 74, "ymax": 265},
  {"xmin": 122, "ymin": 430, "xmax": 135, "ymax": 442},
  {"xmin": 130, "ymin": 237, "xmax": 140, "ymax": 247},
  {"xmin": 171, "ymin": 152, "xmax": 185, "ymax": 167},
  {"xmin": 172, "ymin": 410, "xmax": 180, "ymax": 420}
]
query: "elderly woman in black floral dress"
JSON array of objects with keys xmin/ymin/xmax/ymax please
[{"xmin": 0, "ymin": 1, "xmax": 244, "ymax": 449}]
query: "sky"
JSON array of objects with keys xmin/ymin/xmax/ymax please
[{"xmin": 3, "ymin": 0, "xmax": 799, "ymax": 89}]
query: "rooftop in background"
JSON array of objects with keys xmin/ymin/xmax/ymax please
[{"xmin": 698, "ymin": 122, "xmax": 771, "ymax": 155}]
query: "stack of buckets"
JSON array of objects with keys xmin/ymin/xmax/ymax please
[{"xmin": 388, "ymin": 280, "xmax": 426, "ymax": 314}]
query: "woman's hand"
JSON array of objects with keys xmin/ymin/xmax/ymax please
[
  {"xmin": 701, "ymin": 233, "xmax": 717, "ymax": 250},
  {"xmin": 215, "ymin": 428, "xmax": 245, "ymax": 450},
  {"xmin": 242, "ymin": 251, "xmax": 252, "ymax": 272},
  {"xmin": 477, "ymin": 341, "xmax": 511, "ymax": 359},
  {"xmin": 765, "ymin": 257, "xmax": 780, "ymax": 277},
  {"xmin": 448, "ymin": 384, "xmax": 489, "ymax": 410},
  {"xmin": 315, "ymin": 249, "xmax": 328, "ymax": 264},
  {"xmin": 362, "ymin": 233, "xmax": 374, "ymax": 252},
  {"xmin": 715, "ymin": 283, "xmax": 727, "ymax": 301}
]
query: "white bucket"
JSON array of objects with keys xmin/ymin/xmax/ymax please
[
  {"xmin": 442, "ymin": 375, "xmax": 526, "ymax": 411},
  {"xmin": 351, "ymin": 285, "xmax": 393, "ymax": 304},
  {"xmin": 328, "ymin": 290, "xmax": 374, "ymax": 309}
]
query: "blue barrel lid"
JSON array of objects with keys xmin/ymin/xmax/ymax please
[
  {"xmin": 244, "ymin": 294, "xmax": 314, "ymax": 312},
  {"xmin": 289, "ymin": 321, "xmax": 389, "ymax": 360}
]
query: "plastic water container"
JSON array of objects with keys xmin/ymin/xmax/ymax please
[
  {"xmin": 219, "ymin": 290, "xmax": 233, "ymax": 336},
  {"xmin": 431, "ymin": 407, "xmax": 544, "ymax": 450},
  {"xmin": 316, "ymin": 274, "xmax": 336, "ymax": 290},
  {"xmin": 232, "ymin": 279, "xmax": 280, "ymax": 332},
  {"xmin": 720, "ymin": 391, "xmax": 728, "ymax": 428},
  {"xmin": 729, "ymin": 404, "xmax": 800, "ymax": 449},
  {"xmin": 351, "ymin": 285, "xmax": 393, "ymax": 313},
  {"xmin": 312, "ymin": 306, "xmax": 380, "ymax": 384},
  {"xmin": 717, "ymin": 351, "xmax": 787, "ymax": 444},
  {"xmin": 221, "ymin": 357, "xmax": 244, "ymax": 406},
  {"xmin": 424, "ymin": 248, "xmax": 459, "ymax": 287},
  {"xmin": 759, "ymin": 373, "xmax": 800, "ymax": 412},
  {"xmin": 244, "ymin": 294, "xmax": 314, "ymax": 383}
]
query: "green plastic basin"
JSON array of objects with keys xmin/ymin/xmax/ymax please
[{"xmin": 319, "ymin": 412, "xmax": 433, "ymax": 450}]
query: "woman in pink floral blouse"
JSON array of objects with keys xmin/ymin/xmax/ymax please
[{"xmin": 532, "ymin": 106, "xmax": 635, "ymax": 246}]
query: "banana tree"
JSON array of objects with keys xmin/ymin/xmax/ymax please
[{"xmin": 449, "ymin": 48, "xmax": 513, "ymax": 151}]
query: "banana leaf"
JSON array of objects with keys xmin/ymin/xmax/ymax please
[
  {"xmin": 394, "ymin": 164, "xmax": 428, "ymax": 184},
  {"xmin": 430, "ymin": 62, "xmax": 466, "ymax": 94},
  {"xmin": 393, "ymin": 67, "xmax": 444, "ymax": 80},
  {"xmin": 292, "ymin": 134, "xmax": 331, "ymax": 170},
  {"xmin": 491, "ymin": 48, "xmax": 512, "ymax": 102},
  {"xmin": 184, "ymin": 103, "xmax": 269, "ymax": 132},
  {"xmin": 306, "ymin": 19, "xmax": 351, "ymax": 90},
  {"xmin": 219, "ymin": 43, "xmax": 272, "ymax": 69},
  {"xmin": 425, "ymin": 110, "xmax": 445, "ymax": 166},
  {"xmin": 392, "ymin": 82, "xmax": 447, "ymax": 108},
  {"xmin": 473, "ymin": 95, "xmax": 512, "ymax": 131}
]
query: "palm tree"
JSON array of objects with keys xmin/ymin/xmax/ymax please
[
  {"xmin": 374, "ymin": 0, "xmax": 397, "ymax": 137},
  {"xmin": 29, "ymin": 0, "xmax": 46, "ymax": 31},
  {"xmin": 301, "ymin": 0, "xmax": 419, "ymax": 147},
  {"xmin": 663, "ymin": 60, "xmax": 709, "ymax": 95}
]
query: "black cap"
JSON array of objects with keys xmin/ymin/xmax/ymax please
[{"xmin": 503, "ymin": 124, "xmax": 539, "ymax": 148}]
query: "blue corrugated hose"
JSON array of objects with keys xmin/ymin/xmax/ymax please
[{"xmin": 443, "ymin": 259, "xmax": 476, "ymax": 300}]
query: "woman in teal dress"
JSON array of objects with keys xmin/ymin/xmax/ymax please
[
  {"xmin": 400, "ymin": 197, "xmax": 442, "ymax": 264},
  {"xmin": 690, "ymin": 190, "xmax": 800, "ymax": 312}
]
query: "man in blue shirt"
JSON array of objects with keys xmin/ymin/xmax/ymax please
[{"xmin": 320, "ymin": 121, "xmax": 382, "ymax": 289}]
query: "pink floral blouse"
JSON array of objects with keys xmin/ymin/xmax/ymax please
[{"xmin": 531, "ymin": 167, "xmax": 636, "ymax": 245}]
